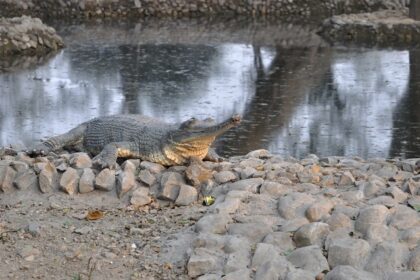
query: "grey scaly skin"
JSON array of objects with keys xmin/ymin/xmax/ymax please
[{"xmin": 27, "ymin": 114, "xmax": 241, "ymax": 168}]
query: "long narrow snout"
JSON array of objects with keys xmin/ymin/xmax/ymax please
[
  {"xmin": 193, "ymin": 114, "xmax": 241, "ymax": 138},
  {"xmin": 200, "ymin": 114, "xmax": 241, "ymax": 136},
  {"xmin": 171, "ymin": 114, "xmax": 242, "ymax": 143}
]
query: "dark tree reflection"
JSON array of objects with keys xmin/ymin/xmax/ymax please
[
  {"xmin": 390, "ymin": 49, "xmax": 420, "ymax": 158},
  {"xmin": 115, "ymin": 44, "xmax": 217, "ymax": 114},
  {"xmin": 64, "ymin": 43, "xmax": 217, "ymax": 114},
  {"xmin": 215, "ymin": 46, "xmax": 331, "ymax": 157}
]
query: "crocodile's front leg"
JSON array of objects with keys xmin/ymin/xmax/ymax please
[
  {"xmin": 92, "ymin": 141, "xmax": 138, "ymax": 169},
  {"xmin": 203, "ymin": 148, "xmax": 224, "ymax": 162}
]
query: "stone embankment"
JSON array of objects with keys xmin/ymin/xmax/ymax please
[
  {"xmin": 0, "ymin": 149, "xmax": 420, "ymax": 279},
  {"xmin": 319, "ymin": 10, "xmax": 420, "ymax": 47},
  {"xmin": 0, "ymin": 0, "xmax": 407, "ymax": 19},
  {"xmin": 0, "ymin": 16, "xmax": 64, "ymax": 56}
]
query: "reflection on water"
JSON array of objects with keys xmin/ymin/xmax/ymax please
[
  {"xmin": 269, "ymin": 50, "xmax": 409, "ymax": 159},
  {"xmin": 1, "ymin": 20, "xmax": 419, "ymax": 159}
]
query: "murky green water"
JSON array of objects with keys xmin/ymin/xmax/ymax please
[{"xmin": 1, "ymin": 19, "xmax": 419, "ymax": 159}]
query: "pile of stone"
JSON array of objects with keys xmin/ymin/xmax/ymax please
[
  {"xmin": 0, "ymin": 149, "xmax": 419, "ymax": 279},
  {"xmin": 0, "ymin": 0, "xmax": 408, "ymax": 19},
  {"xmin": 0, "ymin": 16, "xmax": 64, "ymax": 56},
  {"xmin": 319, "ymin": 10, "xmax": 420, "ymax": 47},
  {"xmin": 184, "ymin": 151, "xmax": 420, "ymax": 279},
  {"xmin": 0, "ymin": 150, "xmax": 206, "ymax": 207}
]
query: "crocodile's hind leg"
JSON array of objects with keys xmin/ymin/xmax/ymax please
[
  {"xmin": 92, "ymin": 141, "xmax": 137, "ymax": 169},
  {"xmin": 28, "ymin": 124, "xmax": 87, "ymax": 156}
]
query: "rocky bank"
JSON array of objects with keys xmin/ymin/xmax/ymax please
[
  {"xmin": 0, "ymin": 16, "xmax": 64, "ymax": 56},
  {"xmin": 0, "ymin": 149, "xmax": 419, "ymax": 279},
  {"xmin": 0, "ymin": 0, "xmax": 408, "ymax": 19},
  {"xmin": 319, "ymin": 9, "xmax": 420, "ymax": 47},
  {"xmin": 0, "ymin": 0, "xmax": 417, "ymax": 62}
]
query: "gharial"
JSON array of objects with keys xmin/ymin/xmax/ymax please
[{"xmin": 24, "ymin": 114, "xmax": 241, "ymax": 168}]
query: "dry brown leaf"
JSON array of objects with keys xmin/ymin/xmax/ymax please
[
  {"xmin": 163, "ymin": 262, "xmax": 172, "ymax": 270},
  {"xmin": 86, "ymin": 210, "xmax": 104, "ymax": 221}
]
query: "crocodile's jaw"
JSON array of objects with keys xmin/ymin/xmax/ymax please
[
  {"xmin": 164, "ymin": 135, "xmax": 216, "ymax": 164},
  {"xmin": 164, "ymin": 114, "xmax": 241, "ymax": 164}
]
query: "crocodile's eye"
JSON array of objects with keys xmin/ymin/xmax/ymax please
[
  {"xmin": 203, "ymin": 117, "xmax": 216, "ymax": 125},
  {"xmin": 180, "ymin": 118, "xmax": 198, "ymax": 129}
]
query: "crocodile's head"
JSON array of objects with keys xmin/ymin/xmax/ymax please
[{"xmin": 164, "ymin": 114, "xmax": 241, "ymax": 164}]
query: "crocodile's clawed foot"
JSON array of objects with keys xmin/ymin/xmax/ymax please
[
  {"xmin": 25, "ymin": 149, "xmax": 48, "ymax": 157},
  {"xmin": 92, "ymin": 154, "xmax": 118, "ymax": 170},
  {"xmin": 206, "ymin": 155, "xmax": 225, "ymax": 163},
  {"xmin": 24, "ymin": 144, "xmax": 51, "ymax": 157},
  {"xmin": 204, "ymin": 148, "xmax": 225, "ymax": 163},
  {"xmin": 215, "ymin": 156, "xmax": 225, "ymax": 163}
]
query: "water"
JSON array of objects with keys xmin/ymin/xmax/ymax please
[{"xmin": 1, "ymin": 18, "xmax": 420, "ymax": 159}]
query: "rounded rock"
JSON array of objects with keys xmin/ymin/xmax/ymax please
[
  {"xmin": 355, "ymin": 205, "xmax": 389, "ymax": 235},
  {"xmin": 175, "ymin": 184, "xmax": 198, "ymax": 206},
  {"xmin": 59, "ymin": 167, "xmax": 79, "ymax": 195},
  {"xmin": 293, "ymin": 222, "xmax": 330, "ymax": 247},
  {"xmin": 305, "ymin": 200, "xmax": 335, "ymax": 222},
  {"xmin": 214, "ymin": 171, "xmax": 237, "ymax": 184},
  {"xmin": 95, "ymin": 168, "xmax": 116, "ymax": 191},
  {"xmin": 78, "ymin": 168, "xmax": 95, "ymax": 193},
  {"xmin": 327, "ymin": 238, "xmax": 371, "ymax": 269},
  {"xmin": 130, "ymin": 187, "xmax": 152, "ymax": 207}
]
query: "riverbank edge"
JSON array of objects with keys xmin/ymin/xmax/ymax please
[
  {"xmin": 318, "ymin": 9, "xmax": 420, "ymax": 47},
  {"xmin": 0, "ymin": 16, "xmax": 64, "ymax": 56},
  {"xmin": 0, "ymin": 0, "xmax": 407, "ymax": 20}
]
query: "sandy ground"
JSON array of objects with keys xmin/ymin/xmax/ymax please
[{"xmin": 0, "ymin": 188, "xmax": 205, "ymax": 280}]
